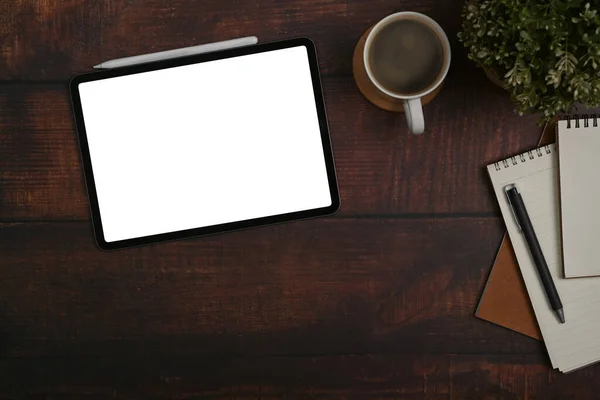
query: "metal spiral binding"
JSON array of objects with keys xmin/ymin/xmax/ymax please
[
  {"xmin": 565, "ymin": 114, "xmax": 598, "ymax": 129},
  {"xmin": 492, "ymin": 144, "xmax": 554, "ymax": 171}
]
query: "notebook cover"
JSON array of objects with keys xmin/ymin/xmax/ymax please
[
  {"xmin": 476, "ymin": 235, "xmax": 541, "ymax": 339},
  {"xmin": 475, "ymin": 120, "xmax": 556, "ymax": 340}
]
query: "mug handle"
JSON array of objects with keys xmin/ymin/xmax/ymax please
[{"xmin": 403, "ymin": 98, "xmax": 425, "ymax": 135}]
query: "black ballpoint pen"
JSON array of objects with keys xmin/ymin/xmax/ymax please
[{"xmin": 505, "ymin": 184, "xmax": 565, "ymax": 324}]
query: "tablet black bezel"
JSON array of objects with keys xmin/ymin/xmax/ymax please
[{"xmin": 69, "ymin": 38, "xmax": 340, "ymax": 250}]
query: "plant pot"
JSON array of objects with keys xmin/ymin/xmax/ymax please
[{"xmin": 483, "ymin": 67, "xmax": 506, "ymax": 89}]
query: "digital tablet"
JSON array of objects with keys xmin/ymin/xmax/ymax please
[{"xmin": 70, "ymin": 38, "xmax": 339, "ymax": 250}]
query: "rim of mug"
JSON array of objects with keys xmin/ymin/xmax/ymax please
[{"xmin": 363, "ymin": 11, "xmax": 451, "ymax": 100}]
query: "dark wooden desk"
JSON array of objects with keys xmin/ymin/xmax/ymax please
[{"xmin": 1, "ymin": 0, "xmax": 599, "ymax": 398}]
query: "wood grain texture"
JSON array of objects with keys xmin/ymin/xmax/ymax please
[
  {"xmin": 3, "ymin": 0, "xmax": 600, "ymax": 397},
  {"xmin": 0, "ymin": 0, "xmax": 463, "ymax": 80},
  {"xmin": 2, "ymin": 354, "xmax": 600, "ymax": 399},
  {"xmin": 0, "ymin": 76, "xmax": 541, "ymax": 220},
  {"xmin": 0, "ymin": 218, "xmax": 541, "ymax": 358}
]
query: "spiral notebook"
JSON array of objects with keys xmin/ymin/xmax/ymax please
[
  {"xmin": 557, "ymin": 116, "xmax": 600, "ymax": 278},
  {"xmin": 488, "ymin": 140, "xmax": 600, "ymax": 373},
  {"xmin": 475, "ymin": 121, "xmax": 554, "ymax": 340}
]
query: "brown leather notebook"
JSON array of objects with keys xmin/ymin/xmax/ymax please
[
  {"xmin": 476, "ymin": 236, "xmax": 541, "ymax": 339},
  {"xmin": 475, "ymin": 121, "xmax": 557, "ymax": 340}
]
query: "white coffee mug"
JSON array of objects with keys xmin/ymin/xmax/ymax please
[{"xmin": 363, "ymin": 12, "xmax": 451, "ymax": 135}]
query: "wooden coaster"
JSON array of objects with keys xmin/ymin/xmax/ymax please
[{"xmin": 352, "ymin": 27, "xmax": 443, "ymax": 113}]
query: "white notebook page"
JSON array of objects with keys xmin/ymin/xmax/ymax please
[
  {"xmin": 558, "ymin": 118, "xmax": 600, "ymax": 278},
  {"xmin": 488, "ymin": 145, "xmax": 600, "ymax": 372}
]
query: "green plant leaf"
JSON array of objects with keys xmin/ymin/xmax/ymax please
[{"xmin": 458, "ymin": 0, "xmax": 600, "ymax": 119}]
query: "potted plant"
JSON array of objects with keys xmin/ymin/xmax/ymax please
[{"xmin": 458, "ymin": 0, "xmax": 600, "ymax": 120}]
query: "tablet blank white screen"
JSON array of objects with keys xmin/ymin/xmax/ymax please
[{"xmin": 78, "ymin": 46, "xmax": 332, "ymax": 243}]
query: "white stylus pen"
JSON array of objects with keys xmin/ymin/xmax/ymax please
[{"xmin": 93, "ymin": 36, "xmax": 259, "ymax": 69}]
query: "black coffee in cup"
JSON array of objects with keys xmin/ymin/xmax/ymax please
[{"xmin": 368, "ymin": 19, "xmax": 445, "ymax": 96}]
